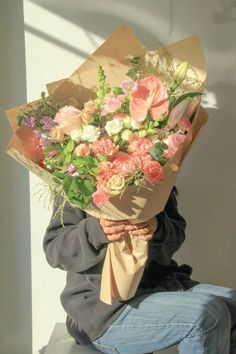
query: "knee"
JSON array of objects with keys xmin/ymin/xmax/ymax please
[{"xmin": 193, "ymin": 294, "xmax": 231, "ymax": 333}]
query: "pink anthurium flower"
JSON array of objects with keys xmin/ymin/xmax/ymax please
[{"xmin": 129, "ymin": 76, "xmax": 169, "ymax": 122}]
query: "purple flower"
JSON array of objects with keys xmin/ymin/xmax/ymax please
[
  {"xmin": 39, "ymin": 134, "xmax": 51, "ymax": 147},
  {"xmin": 23, "ymin": 116, "xmax": 36, "ymax": 128},
  {"xmin": 40, "ymin": 116, "xmax": 57, "ymax": 131},
  {"xmin": 33, "ymin": 128, "xmax": 41, "ymax": 137}
]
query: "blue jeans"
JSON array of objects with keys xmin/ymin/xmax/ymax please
[{"xmin": 90, "ymin": 283, "xmax": 236, "ymax": 354}]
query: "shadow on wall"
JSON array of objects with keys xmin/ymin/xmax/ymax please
[
  {"xmin": 175, "ymin": 79, "xmax": 236, "ymax": 286},
  {"xmin": 26, "ymin": 0, "xmax": 170, "ymax": 46},
  {"xmin": 213, "ymin": 0, "xmax": 236, "ymax": 23},
  {"xmin": 28, "ymin": 0, "xmax": 236, "ymax": 53}
]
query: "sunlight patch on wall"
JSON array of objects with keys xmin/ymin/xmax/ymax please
[
  {"xmin": 201, "ymin": 90, "xmax": 218, "ymax": 109},
  {"xmin": 24, "ymin": 1, "xmax": 104, "ymax": 90}
]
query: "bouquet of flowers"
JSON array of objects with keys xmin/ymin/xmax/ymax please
[{"xmin": 5, "ymin": 26, "xmax": 208, "ymax": 304}]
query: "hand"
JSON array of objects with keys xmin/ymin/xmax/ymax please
[
  {"xmin": 99, "ymin": 219, "xmax": 130, "ymax": 242},
  {"xmin": 124, "ymin": 217, "xmax": 158, "ymax": 241}
]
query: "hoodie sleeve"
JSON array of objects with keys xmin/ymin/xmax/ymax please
[
  {"xmin": 148, "ymin": 187, "xmax": 187, "ymax": 265},
  {"xmin": 43, "ymin": 196, "xmax": 110, "ymax": 273}
]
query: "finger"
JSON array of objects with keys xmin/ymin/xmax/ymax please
[
  {"xmin": 137, "ymin": 234, "xmax": 153, "ymax": 241},
  {"xmin": 107, "ymin": 232, "xmax": 125, "ymax": 242},
  {"xmin": 104, "ymin": 225, "xmax": 128, "ymax": 235},
  {"xmin": 100, "ymin": 219, "xmax": 129, "ymax": 227},
  {"xmin": 129, "ymin": 228, "xmax": 150, "ymax": 236}
]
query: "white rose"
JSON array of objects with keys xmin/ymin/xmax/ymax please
[
  {"xmin": 105, "ymin": 118, "xmax": 123, "ymax": 136},
  {"xmin": 70, "ymin": 129, "xmax": 82, "ymax": 143},
  {"xmin": 105, "ymin": 175, "xmax": 126, "ymax": 195},
  {"xmin": 80, "ymin": 125, "xmax": 100, "ymax": 142}
]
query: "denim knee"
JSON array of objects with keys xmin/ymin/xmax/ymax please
[{"xmin": 191, "ymin": 293, "xmax": 231, "ymax": 334}]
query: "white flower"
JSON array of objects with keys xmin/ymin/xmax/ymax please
[
  {"xmin": 70, "ymin": 129, "xmax": 82, "ymax": 143},
  {"xmin": 80, "ymin": 125, "xmax": 100, "ymax": 142},
  {"xmin": 105, "ymin": 118, "xmax": 123, "ymax": 136},
  {"xmin": 121, "ymin": 129, "xmax": 132, "ymax": 141},
  {"xmin": 130, "ymin": 119, "xmax": 143, "ymax": 130},
  {"xmin": 123, "ymin": 116, "xmax": 132, "ymax": 129},
  {"xmin": 105, "ymin": 175, "xmax": 125, "ymax": 195}
]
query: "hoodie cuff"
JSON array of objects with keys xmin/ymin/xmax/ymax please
[{"xmin": 86, "ymin": 216, "xmax": 110, "ymax": 249}]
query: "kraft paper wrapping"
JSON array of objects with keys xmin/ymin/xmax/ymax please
[{"xmin": 5, "ymin": 25, "xmax": 208, "ymax": 305}]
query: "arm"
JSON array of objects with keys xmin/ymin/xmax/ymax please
[
  {"xmin": 148, "ymin": 187, "xmax": 187, "ymax": 265},
  {"xmin": 43, "ymin": 196, "xmax": 110, "ymax": 272}
]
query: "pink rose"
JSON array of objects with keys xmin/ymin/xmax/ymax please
[
  {"xmin": 142, "ymin": 160, "xmax": 164, "ymax": 183},
  {"xmin": 74, "ymin": 143, "xmax": 91, "ymax": 156},
  {"xmin": 164, "ymin": 133, "xmax": 186, "ymax": 159},
  {"xmin": 101, "ymin": 96, "xmax": 123, "ymax": 116},
  {"xmin": 54, "ymin": 105, "xmax": 82, "ymax": 135},
  {"xmin": 92, "ymin": 189, "xmax": 109, "ymax": 207}
]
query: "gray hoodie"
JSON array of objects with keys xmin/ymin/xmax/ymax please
[{"xmin": 43, "ymin": 187, "xmax": 198, "ymax": 344}]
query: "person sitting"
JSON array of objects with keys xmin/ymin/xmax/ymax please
[{"xmin": 43, "ymin": 187, "xmax": 236, "ymax": 354}]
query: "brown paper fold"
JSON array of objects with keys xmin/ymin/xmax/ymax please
[
  {"xmin": 5, "ymin": 25, "xmax": 208, "ymax": 305},
  {"xmin": 100, "ymin": 235, "xmax": 148, "ymax": 304},
  {"xmin": 100, "ymin": 105, "xmax": 208, "ymax": 304}
]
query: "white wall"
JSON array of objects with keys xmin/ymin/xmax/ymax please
[
  {"xmin": 2, "ymin": 1, "xmax": 236, "ymax": 354},
  {"xmin": 0, "ymin": 1, "xmax": 32, "ymax": 354}
]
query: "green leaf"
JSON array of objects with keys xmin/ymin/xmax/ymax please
[
  {"xmin": 161, "ymin": 142, "xmax": 168, "ymax": 150},
  {"xmin": 131, "ymin": 56, "xmax": 140, "ymax": 65},
  {"xmin": 64, "ymin": 153, "xmax": 72, "ymax": 164},
  {"xmin": 63, "ymin": 176, "xmax": 73, "ymax": 194},
  {"xmin": 113, "ymin": 87, "xmax": 123, "ymax": 95},
  {"xmin": 65, "ymin": 177, "xmax": 96, "ymax": 208},
  {"xmin": 126, "ymin": 68, "xmax": 138, "ymax": 79},
  {"xmin": 98, "ymin": 154, "xmax": 107, "ymax": 162},
  {"xmin": 53, "ymin": 171, "xmax": 65, "ymax": 180},
  {"xmin": 43, "ymin": 145, "xmax": 62, "ymax": 153},
  {"xmin": 169, "ymin": 92, "xmax": 203, "ymax": 111},
  {"xmin": 16, "ymin": 113, "xmax": 25, "ymax": 127},
  {"xmin": 156, "ymin": 156, "xmax": 168, "ymax": 166},
  {"xmin": 150, "ymin": 140, "xmax": 168, "ymax": 163},
  {"xmin": 64, "ymin": 140, "xmax": 75, "ymax": 154},
  {"xmin": 153, "ymin": 115, "xmax": 168, "ymax": 128}
]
